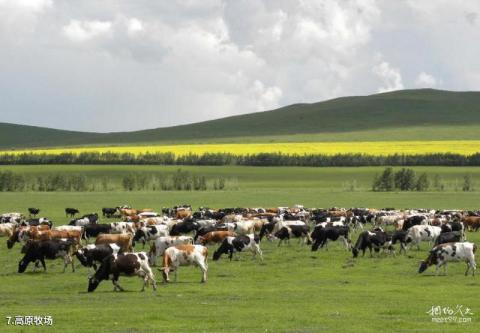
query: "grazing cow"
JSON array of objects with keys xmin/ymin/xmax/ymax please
[
  {"xmin": 462, "ymin": 216, "xmax": 480, "ymax": 232},
  {"xmin": 169, "ymin": 221, "xmax": 199, "ymax": 236},
  {"xmin": 311, "ymin": 226, "xmax": 350, "ymax": 251},
  {"xmin": 28, "ymin": 208, "xmax": 40, "ymax": 217},
  {"xmin": 95, "ymin": 233, "xmax": 133, "ymax": 252},
  {"xmin": 65, "ymin": 208, "xmax": 79, "ymax": 218},
  {"xmin": 148, "ymin": 236, "xmax": 193, "ymax": 266},
  {"xmin": 6, "ymin": 225, "xmax": 50, "ymax": 249},
  {"xmin": 352, "ymin": 229, "xmax": 393, "ymax": 258},
  {"xmin": 69, "ymin": 217, "xmax": 91, "ymax": 227},
  {"xmin": 402, "ymin": 215, "xmax": 427, "ymax": 231},
  {"xmin": 391, "ymin": 230, "xmax": 408, "ymax": 254},
  {"xmin": 435, "ymin": 231, "xmax": 462, "ymax": 245},
  {"xmin": 198, "ymin": 231, "xmax": 236, "ymax": 246},
  {"xmin": 213, "ymin": 234, "xmax": 263, "ymax": 261},
  {"xmin": 274, "ymin": 225, "xmax": 311, "ymax": 247},
  {"xmin": 110, "ymin": 222, "xmax": 135, "ymax": 234},
  {"xmin": 132, "ymin": 225, "xmax": 169, "ymax": 247},
  {"xmin": 83, "ymin": 224, "xmax": 112, "ymax": 241},
  {"xmin": 419, "ymin": 242, "xmax": 477, "ymax": 276},
  {"xmin": 88, "ymin": 252, "xmax": 157, "ymax": 292},
  {"xmin": 259, "ymin": 220, "xmax": 306, "ymax": 240},
  {"xmin": 74, "ymin": 243, "xmax": 121, "ymax": 270},
  {"xmin": 102, "ymin": 207, "xmax": 118, "ymax": 218},
  {"xmin": 0, "ymin": 223, "xmax": 16, "ymax": 238},
  {"xmin": 18, "ymin": 240, "xmax": 75, "ymax": 273},
  {"xmin": 160, "ymin": 244, "xmax": 208, "ymax": 283},
  {"xmin": 405, "ymin": 225, "xmax": 442, "ymax": 250}
]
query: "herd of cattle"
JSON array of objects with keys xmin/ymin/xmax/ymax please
[{"xmin": 0, "ymin": 205, "xmax": 479, "ymax": 292}]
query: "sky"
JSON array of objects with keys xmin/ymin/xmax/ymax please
[{"xmin": 0, "ymin": 0, "xmax": 479, "ymax": 132}]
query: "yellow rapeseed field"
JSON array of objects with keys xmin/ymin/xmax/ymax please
[{"xmin": 2, "ymin": 141, "xmax": 480, "ymax": 156}]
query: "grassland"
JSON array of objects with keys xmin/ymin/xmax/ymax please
[
  {"xmin": 4, "ymin": 89, "xmax": 480, "ymax": 149},
  {"xmin": 0, "ymin": 165, "xmax": 480, "ymax": 332}
]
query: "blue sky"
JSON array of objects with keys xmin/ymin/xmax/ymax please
[{"xmin": 0, "ymin": 0, "xmax": 479, "ymax": 132}]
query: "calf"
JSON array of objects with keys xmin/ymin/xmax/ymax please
[
  {"xmin": 88, "ymin": 252, "xmax": 157, "ymax": 292},
  {"xmin": 419, "ymin": 242, "xmax": 477, "ymax": 276},
  {"xmin": 95, "ymin": 233, "xmax": 133, "ymax": 252},
  {"xmin": 75, "ymin": 243, "xmax": 121, "ymax": 270},
  {"xmin": 311, "ymin": 226, "xmax": 350, "ymax": 251},
  {"xmin": 274, "ymin": 225, "xmax": 311, "ymax": 247},
  {"xmin": 213, "ymin": 234, "xmax": 263, "ymax": 261},
  {"xmin": 435, "ymin": 231, "xmax": 462, "ymax": 246},
  {"xmin": 148, "ymin": 236, "xmax": 193, "ymax": 266},
  {"xmin": 160, "ymin": 244, "xmax": 208, "ymax": 283},
  {"xmin": 198, "ymin": 231, "xmax": 236, "ymax": 246},
  {"xmin": 352, "ymin": 229, "xmax": 393, "ymax": 258},
  {"xmin": 18, "ymin": 240, "xmax": 75, "ymax": 273}
]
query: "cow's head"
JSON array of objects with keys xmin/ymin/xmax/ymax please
[
  {"xmin": 88, "ymin": 276, "xmax": 101, "ymax": 292},
  {"xmin": 74, "ymin": 248, "xmax": 89, "ymax": 267},
  {"xmin": 352, "ymin": 247, "xmax": 359, "ymax": 258},
  {"xmin": 132, "ymin": 230, "xmax": 145, "ymax": 247}
]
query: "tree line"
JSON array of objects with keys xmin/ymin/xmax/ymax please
[
  {"xmin": 2, "ymin": 151, "xmax": 480, "ymax": 166},
  {"xmin": 0, "ymin": 169, "xmax": 230, "ymax": 192},
  {"xmin": 372, "ymin": 167, "xmax": 474, "ymax": 192}
]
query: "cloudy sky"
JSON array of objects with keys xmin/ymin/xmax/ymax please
[{"xmin": 0, "ymin": 0, "xmax": 479, "ymax": 132}]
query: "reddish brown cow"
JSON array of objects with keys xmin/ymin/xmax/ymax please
[
  {"xmin": 198, "ymin": 231, "xmax": 236, "ymax": 245},
  {"xmin": 463, "ymin": 216, "xmax": 480, "ymax": 232}
]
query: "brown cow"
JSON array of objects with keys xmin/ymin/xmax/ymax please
[
  {"xmin": 28, "ymin": 229, "xmax": 82, "ymax": 246},
  {"xmin": 7, "ymin": 225, "xmax": 50, "ymax": 249},
  {"xmin": 462, "ymin": 216, "xmax": 480, "ymax": 232},
  {"xmin": 175, "ymin": 210, "xmax": 192, "ymax": 219},
  {"xmin": 198, "ymin": 231, "xmax": 236, "ymax": 245},
  {"xmin": 95, "ymin": 233, "xmax": 133, "ymax": 252}
]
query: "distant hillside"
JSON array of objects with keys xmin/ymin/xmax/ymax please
[{"xmin": 2, "ymin": 89, "xmax": 480, "ymax": 149}]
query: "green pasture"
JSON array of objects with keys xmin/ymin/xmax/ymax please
[{"xmin": 0, "ymin": 165, "xmax": 480, "ymax": 332}]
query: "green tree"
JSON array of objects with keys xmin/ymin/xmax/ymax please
[{"xmin": 415, "ymin": 173, "xmax": 429, "ymax": 191}]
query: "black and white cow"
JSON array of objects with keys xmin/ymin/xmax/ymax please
[
  {"xmin": 18, "ymin": 240, "xmax": 75, "ymax": 273},
  {"xmin": 402, "ymin": 215, "xmax": 427, "ymax": 231},
  {"xmin": 274, "ymin": 225, "xmax": 311, "ymax": 246},
  {"xmin": 435, "ymin": 231, "xmax": 462, "ymax": 246},
  {"xmin": 74, "ymin": 243, "xmax": 121, "ymax": 270},
  {"xmin": 213, "ymin": 234, "xmax": 263, "ymax": 261},
  {"xmin": 352, "ymin": 228, "xmax": 393, "ymax": 258},
  {"xmin": 419, "ymin": 242, "xmax": 477, "ymax": 276},
  {"xmin": 441, "ymin": 222, "xmax": 465, "ymax": 240},
  {"xmin": 83, "ymin": 224, "xmax": 112, "ymax": 241},
  {"xmin": 311, "ymin": 226, "xmax": 350, "ymax": 251},
  {"xmin": 88, "ymin": 252, "xmax": 157, "ymax": 292},
  {"xmin": 169, "ymin": 221, "xmax": 200, "ymax": 236},
  {"xmin": 132, "ymin": 225, "xmax": 169, "ymax": 247},
  {"xmin": 21, "ymin": 218, "xmax": 53, "ymax": 228}
]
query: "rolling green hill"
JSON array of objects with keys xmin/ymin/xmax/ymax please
[{"xmin": 2, "ymin": 88, "xmax": 480, "ymax": 149}]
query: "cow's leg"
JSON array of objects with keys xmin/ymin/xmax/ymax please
[
  {"xmin": 174, "ymin": 268, "xmax": 178, "ymax": 282},
  {"xmin": 465, "ymin": 261, "xmax": 471, "ymax": 276},
  {"xmin": 199, "ymin": 262, "xmax": 207, "ymax": 283},
  {"xmin": 112, "ymin": 276, "xmax": 124, "ymax": 291},
  {"xmin": 444, "ymin": 262, "xmax": 448, "ymax": 275},
  {"xmin": 257, "ymin": 246, "xmax": 263, "ymax": 261},
  {"xmin": 39, "ymin": 258, "xmax": 47, "ymax": 271},
  {"xmin": 277, "ymin": 239, "xmax": 282, "ymax": 247}
]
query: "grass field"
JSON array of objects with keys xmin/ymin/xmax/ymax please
[
  {"xmin": 4, "ymin": 140, "xmax": 480, "ymax": 156},
  {"xmin": 1, "ymin": 165, "xmax": 480, "ymax": 332}
]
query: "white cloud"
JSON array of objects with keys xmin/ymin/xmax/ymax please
[
  {"xmin": 127, "ymin": 18, "xmax": 144, "ymax": 36},
  {"xmin": 0, "ymin": 0, "xmax": 52, "ymax": 12},
  {"xmin": 415, "ymin": 72, "xmax": 437, "ymax": 87},
  {"xmin": 63, "ymin": 20, "xmax": 112, "ymax": 42},
  {"xmin": 372, "ymin": 61, "xmax": 404, "ymax": 92}
]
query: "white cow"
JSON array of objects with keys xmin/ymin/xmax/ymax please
[
  {"xmin": 419, "ymin": 242, "xmax": 477, "ymax": 276},
  {"xmin": 406, "ymin": 225, "xmax": 441, "ymax": 249},
  {"xmin": 160, "ymin": 244, "xmax": 208, "ymax": 283},
  {"xmin": 148, "ymin": 236, "xmax": 193, "ymax": 265}
]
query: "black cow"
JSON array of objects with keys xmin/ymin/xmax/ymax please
[
  {"xmin": 82, "ymin": 213, "xmax": 99, "ymax": 224},
  {"xmin": 102, "ymin": 208, "xmax": 118, "ymax": 218},
  {"xmin": 83, "ymin": 224, "xmax": 112, "ymax": 240},
  {"xmin": 28, "ymin": 208, "xmax": 40, "ymax": 217},
  {"xmin": 441, "ymin": 222, "xmax": 465, "ymax": 240},
  {"xmin": 402, "ymin": 215, "xmax": 426, "ymax": 231},
  {"xmin": 274, "ymin": 225, "xmax": 311, "ymax": 246},
  {"xmin": 391, "ymin": 230, "xmax": 408, "ymax": 254},
  {"xmin": 65, "ymin": 208, "xmax": 80, "ymax": 218},
  {"xmin": 18, "ymin": 240, "xmax": 75, "ymax": 273},
  {"xmin": 311, "ymin": 226, "xmax": 350, "ymax": 251},
  {"xmin": 352, "ymin": 229, "xmax": 393, "ymax": 258},
  {"xmin": 87, "ymin": 253, "xmax": 157, "ymax": 292},
  {"xmin": 74, "ymin": 244, "xmax": 121, "ymax": 270},
  {"xmin": 169, "ymin": 221, "xmax": 200, "ymax": 236},
  {"xmin": 435, "ymin": 231, "xmax": 462, "ymax": 245},
  {"xmin": 212, "ymin": 235, "xmax": 263, "ymax": 261}
]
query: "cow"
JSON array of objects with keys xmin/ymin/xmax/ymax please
[
  {"xmin": 259, "ymin": 220, "xmax": 305, "ymax": 240},
  {"xmin": 74, "ymin": 243, "xmax": 121, "ymax": 270},
  {"xmin": 160, "ymin": 244, "xmax": 208, "ymax": 283},
  {"xmin": 6, "ymin": 225, "xmax": 50, "ymax": 249},
  {"xmin": 18, "ymin": 239, "xmax": 75, "ymax": 273},
  {"xmin": 391, "ymin": 230, "xmax": 408, "ymax": 254},
  {"xmin": 311, "ymin": 226, "xmax": 350, "ymax": 251},
  {"xmin": 88, "ymin": 252, "xmax": 157, "ymax": 292},
  {"xmin": 435, "ymin": 231, "xmax": 462, "ymax": 246},
  {"xmin": 95, "ymin": 233, "xmax": 133, "ymax": 252},
  {"xmin": 28, "ymin": 208, "xmax": 40, "ymax": 217},
  {"xmin": 54, "ymin": 225, "xmax": 83, "ymax": 233},
  {"xmin": 169, "ymin": 221, "xmax": 200, "ymax": 236},
  {"xmin": 110, "ymin": 222, "xmax": 135, "ymax": 234},
  {"xmin": 462, "ymin": 216, "xmax": 480, "ymax": 232},
  {"xmin": 194, "ymin": 225, "xmax": 228, "ymax": 242},
  {"xmin": 0, "ymin": 223, "xmax": 16, "ymax": 238},
  {"xmin": 405, "ymin": 225, "xmax": 442, "ymax": 250},
  {"xmin": 213, "ymin": 234, "xmax": 263, "ymax": 261},
  {"xmin": 102, "ymin": 207, "xmax": 118, "ymax": 218},
  {"xmin": 419, "ymin": 242, "xmax": 477, "ymax": 276},
  {"xmin": 20, "ymin": 229, "xmax": 82, "ymax": 247},
  {"xmin": 274, "ymin": 225, "xmax": 311, "ymax": 247},
  {"xmin": 65, "ymin": 208, "xmax": 80, "ymax": 218},
  {"xmin": 402, "ymin": 215, "xmax": 427, "ymax": 231},
  {"xmin": 22, "ymin": 218, "xmax": 53, "ymax": 228},
  {"xmin": 83, "ymin": 224, "xmax": 112, "ymax": 241},
  {"xmin": 148, "ymin": 236, "xmax": 193, "ymax": 266},
  {"xmin": 69, "ymin": 217, "xmax": 92, "ymax": 227},
  {"xmin": 197, "ymin": 231, "xmax": 236, "ymax": 246},
  {"xmin": 132, "ymin": 225, "xmax": 169, "ymax": 247},
  {"xmin": 441, "ymin": 222, "xmax": 466, "ymax": 240},
  {"xmin": 352, "ymin": 229, "xmax": 393, "ymax": 258}
]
